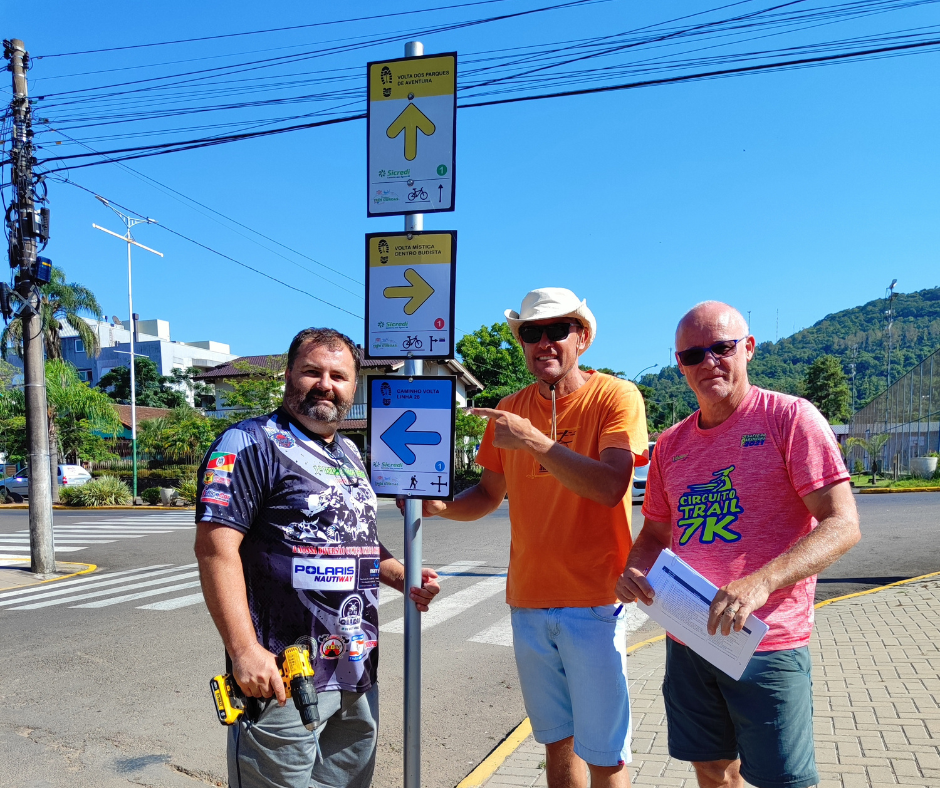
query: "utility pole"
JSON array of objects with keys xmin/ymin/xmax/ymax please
[
  {"xmin": 5, "ymin": 39, "xmax": 56, "ymax": 574},
  {"xmin": 402, "ymin": 39, "xmax": 424, "ymax": 788},
  {"xmin": 884, "ymin": 279, "xmax": 897, "ymax": 428}
]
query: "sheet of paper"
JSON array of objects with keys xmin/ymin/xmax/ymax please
[{"xmin": 642, "ymin": 549, "xmax": 769, "ymax": 680}]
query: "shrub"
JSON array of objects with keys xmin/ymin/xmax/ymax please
[
  {"xmin": 853, "ymin": 459, "xmax": 865, "ymax": 475},
  {"xmin": 141, "ymin": 487, "xmax": 163, "ymax": 505},
  {"xmin": 60, "ymin": 476, "xmax": 132, "ymax": 507},
  {"xmin": 58, "ymin": 486, "xmax": 86, "ymax": 506},
  {"xmin": 177, "ymin": 475, "xmax": 198, "ymax": 505}
]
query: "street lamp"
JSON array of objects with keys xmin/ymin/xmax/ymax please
[
  {"xmin": 632, "ymin": 363, "xmax": 659, "ymax": 382},
  {"xmin": 92, "ymin": 197, "xmax": 163, "ymax": 502}
]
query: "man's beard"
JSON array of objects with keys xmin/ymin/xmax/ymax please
[{"xmin": 285, "ymin": 386, "xmax": 353, "ymax": 425}]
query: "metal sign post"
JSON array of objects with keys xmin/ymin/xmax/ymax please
[{"xmin": 403, "ymin": 39, "xmax": 424, "ymax": 788}]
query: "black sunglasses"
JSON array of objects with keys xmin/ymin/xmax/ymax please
[
  {"xmin": 519, "ymin": 322, "xmax": 580, "ymax": 344},
  {"xmin": 676, "ymin": 337, "xmax": 747, "ymax": 366}
]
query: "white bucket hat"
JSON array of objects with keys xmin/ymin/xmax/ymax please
[{"xmin": 504, "ymin": 287, "xmax": 596, "ymax": 352}]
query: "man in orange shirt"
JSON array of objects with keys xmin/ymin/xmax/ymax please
[{"xmin": 417, "ymin": 288, "xmax": 648, "ymax": 788}]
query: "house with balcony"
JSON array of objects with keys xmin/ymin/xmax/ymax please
[{"xmin": 194, "ymin": 351, "xmax": 483, "ymax": 454}]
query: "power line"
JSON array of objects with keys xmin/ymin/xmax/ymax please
[
  {"xmin": 53, "ymin": 178, "xmax": 364, "ymax": 319},
  {"xmin": 35, "ymin": 0, "xmax": 524, "ymax": 58},
  {"xmin": 36, "ymin": 33, "xmax": 940, "ymax": 172}
]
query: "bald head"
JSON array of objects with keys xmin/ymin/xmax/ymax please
[{"xmin": 676, "ymin": 301, "xmax": 749, "ymax": 348}]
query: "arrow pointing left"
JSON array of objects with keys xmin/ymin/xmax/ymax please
[
  {"xmin": 380, "ymin": 410, "xmax": 442, "ymax": 465},
  {"xmin": 383, "ymin": 267, "xmax": 435, "ymax": 315},
  {"xmin": 386, "ymin": 103, "xmax": 435, "ymax": 162}
]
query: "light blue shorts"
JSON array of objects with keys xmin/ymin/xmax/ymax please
[{"xmin": 511, "ymin": 605, "xmax": 632, "ymax": 767}]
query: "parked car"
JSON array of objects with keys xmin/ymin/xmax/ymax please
[
  {"xmin": 0, "ymin": 464, "xmax": 93, "ymax": 498},
  {"xmin": 632, "ymin": 442, "xmax": 656, "ymax": 502}
]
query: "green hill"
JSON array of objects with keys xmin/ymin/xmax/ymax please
[{"xmin": 639, "ymin": 286, "xmax": 940, "ymax": 431}]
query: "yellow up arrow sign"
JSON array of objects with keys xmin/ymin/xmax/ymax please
[
  {"xmin": 383, "ymin": 268, "xmax": 435, "ymax": 315},
  {"xmin": 386, "ymin": 103, "xmax": 435, "ymax": 162}
]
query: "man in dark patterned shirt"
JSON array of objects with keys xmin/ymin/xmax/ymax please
[{"xmin": 195, "ymin": 328, "xmax": 440, "ymax": 788}]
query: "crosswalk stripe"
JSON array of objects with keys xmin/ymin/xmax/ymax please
[
  {"xmin": 380, "ymin": 574, "xmax": 507, "ymax": 634},
  {"xmin": 466, "ymin": 603, "xmax": 651, "ymax": 648},
  {"xmin": 0, "ymin": 564, "xmax": 172, "ymax": 600},
  {"xmin": 72, "ymin": 580, "xmax": 203, "ymax": 608},
  {"xmin": 0, "ymin": 545, "xmax": 85, "ymax": 553},
  {"xmin": 7, "ymin": 570, "xmax": 201, "ymax": 610},
  {"xmin": 0, "ymin": 538, "xmax": 116, "ymax": 544},
  {"xmin": 68, "ymin": 524, "xmax": 194, "ymax": 529},
  {"xmin": 377, "ymin": 560, "xmax": 486, "ymax": 606},
  {"xmin": 469, "ymin": 614, "xmax": 513, "ymax": 647},
  {"xmin": 0, "ymin": 564, "xmax": 195, "ymax": 605},
  {"xmin": 138, "ymin": 592, "xmax": 205, "ymax": 611},
  {"xmin": 38, "ymin": 526, "xmax": 178, "ymax": 532}
]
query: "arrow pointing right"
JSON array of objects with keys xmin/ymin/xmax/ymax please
[
  {"xmin": 380, "ymin": 410, "xmax": 442, "ymax": 465},
  {"xmin": 383, "ymin": 267, "xmax": 435, "ymax": 315}
]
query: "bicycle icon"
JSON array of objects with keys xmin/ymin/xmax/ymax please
[
  {"xmin": 402, "ymin": 335, "xmax": 424, "ymax": 350},
  {"xmin": 408, "ymin": 187, "xmax": 429, "ymax": 202}
]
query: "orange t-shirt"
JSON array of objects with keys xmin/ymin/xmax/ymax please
[{"xmin": 475, "ymin": 371, "xmax": 649, "ymax": 608}]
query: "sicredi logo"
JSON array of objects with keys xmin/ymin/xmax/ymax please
[{"xmin": 291, "ymin": 558, "xmax": 357, "ymax": 591}]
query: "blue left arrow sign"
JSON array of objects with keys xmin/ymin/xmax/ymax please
[{"xmin": 380, "ymin": 410, "xmax": 441, "ymax": 465}]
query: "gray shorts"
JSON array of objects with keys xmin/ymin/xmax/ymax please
[{"xmin": 228, "ymin": 684, "xmax": 379, "ymax": 788}]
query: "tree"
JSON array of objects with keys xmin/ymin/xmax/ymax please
[
  {"xmin": 219, "ymin": 357, "xmax": 287, "ymax": 420},
  {"xmin": 98, "ymin": 357, "xmax": 189, "ymax": 409},
  {"xmin": 0, "ymin": 266, "xmax": 103, "ymax": 360},
  {"xmin": 847, "ymin": 433, "xmax": 891, "ymax": 484},
  {"xmin": 138, "ymin": 407, "xmax": 217, "ymax": 463},
  {"xmin": 0, "ymin": 387, "xmax": 27, "ymax": 465},
  {"xmin": 457, "ymin": 323, "xmax": 533, "ymax": 408},
  {"xmin": 455, "ymin": 410, "xmax": 487, "ymax": 471},
  {"xmin": 803, "ymin": 355, "xmax": 852, "ymax": 424},
  {"xmin": 45, "ymin": 360, "xmax": 123, "ymax": 467}
]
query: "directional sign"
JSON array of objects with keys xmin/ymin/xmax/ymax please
[
  {"xmin": 368, "ymin": 376, "xmax": 456, "ymax": 500},
  {"xmin": 367, "ymin": 53, "xmax": 456, "ymax": 217},
  {"xmin": 365, "ymin": 231, "xmax": 456, "ymax": 360}
]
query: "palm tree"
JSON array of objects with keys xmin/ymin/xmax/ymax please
[
  {"xmin": 0, "ymin": 266, "xmax": 103, "ymax": 361},
  {"xmin": 847, "ymin": 433, "xmax": 891, "ymax": 484}
]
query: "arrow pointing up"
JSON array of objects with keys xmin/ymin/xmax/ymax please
[
  {"xmin": 383, "ymin": 268, "xmax": 435, "ymax": 315},
  {"xmin": 386, "ymin": 103, "xmax": 435, "ymax": 162},
  {"xmin": 380, "ymin": 410, "xmax": 441, "ymax": 465}
]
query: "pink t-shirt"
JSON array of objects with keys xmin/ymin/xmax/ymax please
[{"xmin": 642, "ymin": 386, "xmax": 849, "ymax": 651}]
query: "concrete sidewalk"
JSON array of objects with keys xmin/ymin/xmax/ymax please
[{"xmin": 474, "ymin": 575, "xmax": 940, "ymax": 787}]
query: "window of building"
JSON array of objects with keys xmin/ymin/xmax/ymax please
[
  {"xmin": 75, "ymin": 339, "xmax": 85, "ymax": 354},
  {"xmin": 78, "ymin": 369, "xmax": 93, "ymax": 383}
]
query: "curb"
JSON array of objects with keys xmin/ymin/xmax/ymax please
[
  {"xmin": 455, "ymin": 570, "xmax": 940, "ymax": 787},
  {"xmin": 0, "ymin": 560, "xmax": 97, "ymax": 591},
  {"xmin": 454, "ymin": 634, "xmax": 667, "ymax": 787},
  {"xmin": 857, "ymin": 486, "xmax": 940, "ymax": 494}
]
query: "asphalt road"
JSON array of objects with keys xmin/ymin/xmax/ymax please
[{"xmin": 0, "ymin": 492, "xmax": 936, "ymax": 788}]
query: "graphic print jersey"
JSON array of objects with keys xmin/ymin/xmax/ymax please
[
  {"xmin": 196, "ymin": 409, "xmax": 380, "ymax": 693},
  {"xmin": 642, "ymin": 386, "xmax": 849, "ymax": 651}
]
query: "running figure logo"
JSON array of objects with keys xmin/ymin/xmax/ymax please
[{"xmin": 676, "ymin": 465, "xmax": 743, "ymax": 545}]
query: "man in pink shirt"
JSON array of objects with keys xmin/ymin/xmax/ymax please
[{"xmin": 616, "ymin": 301, "xmax": 860, "ymax": 788}]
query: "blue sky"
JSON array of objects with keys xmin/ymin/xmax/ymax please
[{"xmin": 6, "ymin": 0, "xmax": 939, "ymax": 378}]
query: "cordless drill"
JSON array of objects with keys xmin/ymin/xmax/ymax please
[{"xmin": 211, "ymin": 644, "xmax": 319, "ymax": 730}]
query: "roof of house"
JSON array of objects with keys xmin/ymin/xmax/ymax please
[
  {"xmin": 194, "ymin": 355, "xmax": 286, "ymax": 381},
  {"xmin": 113, "ymin": 404, "xmax": 173, "ymax": 428},
  {"xmin": 194, "ymin": 352, "xmax": 483, "ymax": 393}
]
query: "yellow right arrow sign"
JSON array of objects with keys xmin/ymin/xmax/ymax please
[
  {"xmin": 386, "ymin": 103, "xmax": 436, "ymax": 162},
  {"xmin": 383, "ymin": 268, "xmax": 435, "ymax": 315}
]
